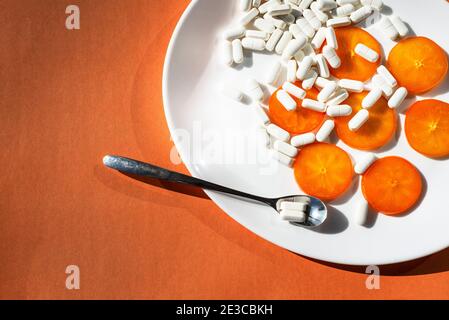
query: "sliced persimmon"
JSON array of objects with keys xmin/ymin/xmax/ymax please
[
  {"xmin": 387, "ymin": 37, "xmax": 448, "ymax": 94},
  {"xmin": 405, "ymin": 99, "xmax": 449, "ymax": 158},
  {"xmin": 362, "ymin": 156, "xmax": 422, "ymax": 215},
  {"xmin": 330, "ymin": 26, "xmax": 382, "ymax": 82},
  {"xmin": 334, "ymin": 91, "xmax": 397, "ymax": 150},
  {"xmin": 294, "ymin": 143, "xmax": 353, "ymax": 201},
  {"xmin": 269, "ymin": 82, "xmax": 325, "ymax": 134}
]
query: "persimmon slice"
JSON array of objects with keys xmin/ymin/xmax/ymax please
[
  {"xmin": 330, "ymin": 27, "xmax": 382, "ymax": 82},
  {"xmin": 405, "ymin": 99, "xmax": 449, "ymax": 158},
  {"xmin": 334, "ymin": 91, "xmax": 397, "ymax": 150},
  {"xmin": 269, "ymin": 82, "xmax": 325, "ymax": 134},
  {"xmin": 294, "ymin": 143, "xmax": 353, "ymax": 201},
  {"xmin": 387, "ymin": 37, "xmax": 448, "ymax": 94},
  {"xmin": 362, "ymin": 156, "xmax": 422, "ymax": 215}
]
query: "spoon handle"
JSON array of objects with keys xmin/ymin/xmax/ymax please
[{"xmin": 103, "ymin": 155, "xmax": 277, "ymax": 208}]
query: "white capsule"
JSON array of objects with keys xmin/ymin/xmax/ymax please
[
  {"xmin": 282, "ymin": 38, "xmax": 307, "ymax": 60},
  {"xmin": 269, "ymin": 4, "xmax": 292, "ymax": 16},
  {"xmin": 280, "ymin": 201, "xmax": 308, "ymax": 211},
  {"xmin": 223, "ymin": 26, "xmax": 246, "ymax": 41},
  {"xmin": 296, "ymin": 56, "xmax": 314, "ymax": 80},
  {"xmin": 254, "ymin": 104, "xmax": 271, "ymax": 125},
  {"xmin": 390, "ymin": 15, "xmax": 408, "ymax": 37},
  {"xmin": 337, "ymin": 0, "xmax": 359, "ymax": 5},
  {"xmin": 355, "ymin": 43, "xmax": 379, "ymax": 63},
  {"xmin": 318, "ymin": 81, "xmax": 338, "ymax": 102},
  {"xmin": 372, "ymin": 74, "xmax": 394, "ymax": 97},
  {"xmin": 277, "ymin": 90, "xmax": 297, "ymax": 111},
  {"xmin": 266, "ymin": 61, "xmax": 283, "ymax": 85},
  {"xmin": 378, "ymin": 17, "xmax": 399, "ymax": 40},
  {"xmin": 240, "ymin": 8, "xmax": 260, "ymax": 25},
  {"xmin": 350, "ymin": 5, "xmax": 372, "ymax": 23},
  {"xmin": 362, "ymin": 87, "xmax": 382, "ymax": 109},
  {"xmin": 274, "ymin": 140, "xmax": 298, "ymax": 158},
  {"xmin": 323, "ymin": 45, "xmax": 341, "ymax": 68},
  {"xmin": 316, "ymin": 120, "xmax": 335, "ymax": 142},
  {"xmin": 298, "ymin": 0, "xmax": 314, "ymax": 10},
  {"xmin": 326, "ymin": 89, "xmax": 349, "ymax": 105},
  {"xmin": 315, "ymin": 77, "xmax": 332, "ymax": 88},
  {"xmin": 282, "ymin": 82, "xmax": 306, "ymax": 99},
  {"xmin": 247, "ymin": 79, "xmax": 264, "ymax": 101},
  {"xmin": 275, "ymin": 31, "xmax": 293, "ymax": 54},
  {"xmin": 326, "ymin": 17, "xmax": 351, "ymax": 27},
  {"xmin": 296, "ymin": 18, "xmax": 316, "ymax": 38},
  {"xmin": 291, "ymin": 132, "xmax": 316, "ymax": 147},
  {"xmin": 245, "ymin": 30, "xmax": 269, "ymax": 40},
  {"xmin": 267, "ymin": 123, "xmax": 290, "ymax": 142},
  {"xmin": 315, "ymin": 54, "xmax": 330, "ymax": 78},
  {"xmin": 222, "ymin": 41, "xmax": 233, "ymax": 66},
  {"xmin": 354, "ymin": 199, "xmax": 370, "ymax": 226},
  {"xmin": 259, "ymin": 0, "xmax": 280, "ymax": 14},
  {"xmin": 311, "ymin": 27, "xmax": 326, "ymax": 49},
  {"xmin": 354, "ymin": 153, "xmax": 376, "ymax": 174},
  {"xmin": 326, "ymin": 104, "xmax": 352, "ymax": 117},
  {"xmin": 336, "ymin": 3, "xmax": 355, "ymax": 16},
  {"xmin": 310, "ymin": 2, "xmax": 329, "ymax": 23},
  {"xmin": 302, "ymin": 98, "xmax": 326, "ymax": 112},
  {"xmin": 338, "ymin": 79, "xmax": 364, "ymax": 92},
  {"xmin": 254, "ymin": 18, "xmax": 275, "ymax": 33},
  {"xmin": 240, "ymin": 0, "xmax": 252, "ymax": 11},
  {"xmin": 273, "ymin": 150, "xmax": 295, "ymax": 167},
  {"xmin": 287, "ymin": 60, "xmax": 298, "ymax": 82},
  {"xmin": 361, "ymin": 0, "xmax": 383, "ymax": 10},
  {"xmin": 324, "ymin": 27, "xmax": 338, "ymax": 49},
  {"xmin": 256, "ymin": 127, "xmax": 270, "ymax": 147},
  {"xmin": 317, "ymin": 0, "xmax": 337, "ymax": 11},
  {"xmin": 289, "ymin": 24, "xmax": 306, "ymax": 40},
  {"xmin": 303, "ymin": 9, "xmax": 322, "ymax": 30},
  {"xmin": 349, "ymin": 109, "xmax": 369, "ymax": 131},
  {"xmin": 377, "ymin": 66, "xmax": 397, "ymax": 87},
  {"xmin": 388, "ymin": 87, "xmax": 408, "ymax": 109},
  {"xmin": 242, "ymin": 37, "xmax": 266, "ymax": 51},
  {"xmin": 265, "ymin": 29, "xmax": 283, "ymax": 52},
  {"xmin": 302, "ymin": 69, "xmax": 318, "ymax": 90},
  {"xmin": 232, "ymin": 39, "xmax": 244, "ymax": 64},
  {"xmin": 221, "ymin": 84, "xmax": 244, "ymax": 102},
  {"xmin": 280, "ymin": 209, "xmax": 306, "ymax": 222}
]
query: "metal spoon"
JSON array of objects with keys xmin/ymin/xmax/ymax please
[{"xmin": 102, "ymin": 155, "xmax": 328, "ymax": 228}]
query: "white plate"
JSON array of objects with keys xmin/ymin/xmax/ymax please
[{"xmin": 162, "ymin": 0, "xmax": 449, "ymax": 265}]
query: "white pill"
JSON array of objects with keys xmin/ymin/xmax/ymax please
[
  {"xmin": 242, "ymin": 37, "xmax": 266, "ymax": 51},
  {"xmin": 303, "ymin": 9, "xmax": 322, "ymax": 30},
  {"xmin": 388, "ymin": 87, "xmax": 408, "ymax": 109},
  {"xmin": 259, "ymin": 0, "xmax": 280, "ymax": 14},
  {"xmin": 240, "ymin": 0, "xmax": 252, "ymax": 11},
  {"xmin": 266, "ymin": 61, "xmax": 283, "ymax": 85},
  {"xmin": 291, "ymin": 132, "xmax": 316, "ymax": 147},
  {"xmin": 289, "ymin": 24, "xmax": 306, "ymax": 40},
  {"xmin": 348, "ymin": 109, "xmax": 369, "ymax": 131},
  {"xmin": 267, "ymin": 123, "xmax": 290, "ymax": 142},
  {"xmin": 336, "ymin": 3, "xmax": 355, "ymax": 16},
  {"xmin": 390, "ymin": 15, "xmax": 408, "ymax": 37},
  {"xmin": 269, "ymin": 4, "xmax": 292, "ymax": 16},
  {"xmin": 296, "ymin": 18, "xmax": 315, "ymax": 38},
  {"xmin": 280, "ymin": 209, "xmax": 306, "ymax": 222},
  {"xmin": 361, "ymin": 0, "xmax": 383, "ymax": 10},
  {"xmin": 362, "ymin": 87, "xmax": 382, "ymax": 108},
  {"xmin": 317, "ymin": 0, "xmax": 337, "ymax": 11},
  {"xmin": 254, "ymin": 18, "xmax": 275, "ymax": 33},
  {"xmin": 302, "ymin": 69, "xmax": 318, "ymax": 90},
  {"xmin": 282, "ymin": 38, "xmax": 307, "ymax": 60},
  {"xmin": 311, "ymin": 27, "xmax": 327, "ymax": 49},
  {"xmin": 240, "ymin": 8, "xmax": 260, "ymax": 25},
  {"xmin": 265, "ymin": 28, "xmax": 283, "ymax": 51},
  {"xmin": 318, "ymin": 81, "xmax": 338, "ymax": 102},
  {"xmin": 280, "ymin": 201, "xmax": 308, "ymax": 211},
  {"xmin": 326, "ymin": 89, "xmax": 349, "ymax": 105},
  {"xmin": 325, "ymin": 27, "xmax": 338, "ymax": 49},
  {"xmin": 222, "ymin": 85, "xmax": 243, "ymax": 102},
  {"xmin": 282, "ymin": 82, "xmax": 306, "ymax": 99},
  {"xmin": 316, "ymin": 119, "xmax": 335, "ymax": 142},
  {"xmin": 222, "ymin": 41, "xmax": 233, "ymax": 66},
  {"xmin": 296, "ymin": 56, "xmax": 314, "ymax": 80},
  {"xmin": 287, "ymin": 60, "xmax": 298, "ymax": 82},
  {"xmin": 355, "ymin": 43, "xmax": 379, "ymax": 63},
  {"xmin": 350, "ymin": 5, "xmax": 372, "ymax": 23},
  {"xmin": 273, "ymin": 150, "xmax": 295, "ymax": 167},
  {"xmin": 245, "ymin": 30, "xmax": 269, "ymax": 40},
  {"xmin": 256, "ymin": 127, "xmax": 271, "ymax": 147},
  {"xmin": 378, "ymin": 17, "xmax": 399, "ymax": 40},
  {"xmin": 223, "ymin": 26, "xmax": 246, "ymax": 41},
  {"xmin": 337, "ymin": 0, "xmax": 359, "ymax": 5},
  {"xmin": 323, "ymin": 45, "xmax": 341, "ymax": 68},
  {"xmin": 310, "ymin": 2, "xmax": 329, "ymax": 23},
  {"xmin": 326, "ymin": 104, "xmax": 352, "ymax": 117},
  {"xmin": 326, "ymin": 17, "xmax": 351, "ymax": 28},
  {"xmin": 277, "ymin": 89, "xmax": 297, "ymax": 111},
  {"xmin": 232, "ymin": 39, "xmax": 244, "ymax": 64},
  {"xmin": 372, "ymin": 74, "xmax": 394, "ymax": 97},
  {"xmin": 275, "ymin": 31, "xmax": 293, "ymax": 54},
  {"xmin": 354, "ymin": 152, "xmax": 376, "ymax": 174},
  {"xmin": 354, "ymin": 199, "xmax": 370, "ymax": 226},
  {"xmin": 247, "ymin": 79, "xmax": 264, "ymax": 101},
  {"xmin": 252, "ymin": 0, "xmax": 262, "ymax": 7},
  {"xmin": 274, "ymin": 140, "xmax": 298, "ymax": 158},
  {"xmin": 315, "ymin": 77, "xmax": 332, "ymax": 88},
  {"xmin": 338, "ymin": 79, "xmax": 363, "ymax": 92},
  {"xmin": 315, "ymin": 54, "xmax": 330, "ymax": 78},
  {"xmin": 254, "ymin": 104, "xmax": 271, "ymax": 125},
  {"xmin": 377, "ymin": 65, "xmax": 397, "ymax": 87},
  {"xmin": 298, "ymin": 0, "xmax": 314, "ymax": 10},
  {"xmin": 302, "ymin": 98, "xmax": 326, "ymax": 112}
]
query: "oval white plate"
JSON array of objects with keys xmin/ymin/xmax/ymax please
[{"xmin": 162, "ymin": 0, "xmax": 449, "ymax": 265}]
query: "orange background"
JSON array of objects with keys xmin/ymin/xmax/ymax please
[{"xmin": 1, "ymin": 0, "xmax": 449, "ymax": 300}]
